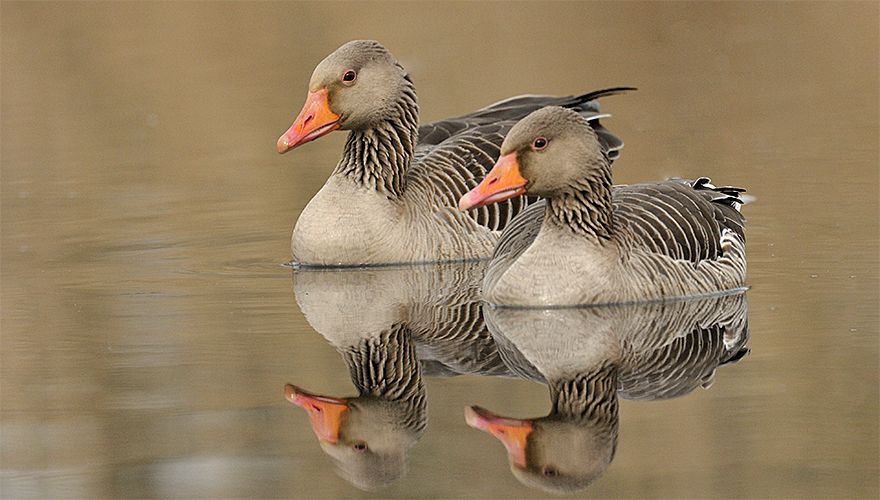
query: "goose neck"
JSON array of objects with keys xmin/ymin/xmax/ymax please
[
  {"xmin": 546, "ymin": 166, "xmax": 614, "ymax": 240},
  {"xmin": 334, "ymin": 83, "xmax": 419, "ymax": 198}
]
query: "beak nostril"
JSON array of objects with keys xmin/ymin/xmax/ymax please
[
  {"xmin": 488, "ymin": 177, "xmax": 498, "ymax": 185},
  {"xmin": 300, "ymin": 114, "xmax": 314, "ymax": 131}
]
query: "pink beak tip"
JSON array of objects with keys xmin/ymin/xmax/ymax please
[
  {"xmin": 458, "ymin": 192, "xmax": 475, "ymax": 211},
  {"xmin": 276, "ymin": 136, "xmax": 291, "ymax": 154}
]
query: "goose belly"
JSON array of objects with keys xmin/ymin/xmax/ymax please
[
  {"xmin": 291, "ymin": 182, "xmax": 404, "ymax": 266},
  {"xmin": 291, "ymin": 178, "xmax": 500, "ymax": 266},
  {"xmin": 485, "ymin": 230, "xmax": 747, "ymax": 306},
  {"xmin": 485, "ymin": 235, "xmax": 620, "ymax": 307}
]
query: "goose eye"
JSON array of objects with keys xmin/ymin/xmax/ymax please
[
  {"xmin": 352, "ymin": 441, "xmax": 368, "ymax": 452},
  {"xmin": 342, "ymin": 70, "xmax": 357, "ymax": 84},
  {"xmin": 542, "ymin": 466, "xmax": 558, "ymax": 477},
  {"xmin": 532, "ymin": 137, "xmax": 548, "ymax": 150}
]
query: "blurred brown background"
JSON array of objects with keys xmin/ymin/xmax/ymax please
[{"xmin": 2, "ymin": 1, "xmax": 877, "ymax": 498}]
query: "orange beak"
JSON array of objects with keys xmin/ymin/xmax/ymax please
[
  {"xmin": 276, "ymin": 88, "xmax": 341, "ymax": 153},
  {"xmin": 465, "ymin": 405, "xmax": 534, "ymax": 468},
  {"xmin": 285, "ymin": 384, "xmax": 349, "ymax": 443},
  {"xmin": 458, "ymin": 152, "xmax": 528, "ymax": 210}
]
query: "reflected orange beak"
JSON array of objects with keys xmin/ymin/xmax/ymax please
[
  {"xmin": 458, "ymin": 153, "xmax": 528, "ymax": 210},
  {"xmin": 277, "ymin": 88, "xmax": 341, "ymax": 153},
  {"xmin": 465, "ymin": 405, "xmax": 533, "ymax": 468},
  {"xmin": 285, "ymin": 384, "xmax": 348, "ymax": 443}
]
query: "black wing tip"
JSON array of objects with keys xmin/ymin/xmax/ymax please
[
  {"xmin": 575, "ymin": 86, "xmax": 638, "ymax": 103},
  {"xmin": 698, "ymin": 177, "xmax": 748, "ymax": 199},
  {"xmin": 673, "ymin": 176, "xmax": 748, "ymax": 196}
]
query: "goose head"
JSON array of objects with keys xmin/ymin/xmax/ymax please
[
  {"xmin": 285, "ymin": 384, "xmax": 422, "ymax": 490},
  {"xmin": 277, "ymin": 40, "xmax": 414, "ymax": 153},
  {"xmin": 465, "ymin": 405, "xmax": 616, "ymax": 493},
  {"xmin": 459, "ymin": 106, "xmax": 608, "ymax": 209}
]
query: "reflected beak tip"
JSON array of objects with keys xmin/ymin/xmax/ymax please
[
  {"xmin": 283, "ymin": 384, "xmax": 298, "ymax": 404},
  {"xmin": 464, "ymin": 406, "xmax": 480, "ymax": 427}
]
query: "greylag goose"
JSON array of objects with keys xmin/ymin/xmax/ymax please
[
  {"xmin": 284, "ymin": 262, "xmax": 515, "ymax": 490},
  {"xmin": 466, "ymin": 292, "xmax": 750, "ymax": 493},
  {"xmin": 459, "ymin": 106, "xmax": 747, "ymax": 306},
  {"xmin": 276, "ymin": 40, "xmax": 630, "ymax": 266}
]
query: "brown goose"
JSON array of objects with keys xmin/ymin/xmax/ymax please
[
  {"xmin": 466, "ymin": 292, "xmax": 750, "ymax": 493},
  {"xmin": 459, "ymin": 106, "xmax": 747, "ymax": 306},
  {"xmin": 284, "ymin": 262, "xmax": 514, "ymax": 490},
  {"xmin": 276, "ymin": 40, "xmax": 630, "ymax": 266}
]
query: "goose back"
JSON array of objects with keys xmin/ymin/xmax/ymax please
[{"xmin": 613, "ymin": 177, "xmax": 746, "ymax": 261}]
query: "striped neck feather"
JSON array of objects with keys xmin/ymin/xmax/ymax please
[
  {"xmin": 334, "ymin": 77, "xmax": 419, "ymax": 198},
  {"xmin": 546, "ymin": 163, "xmax": 614, "ymax": 239}
]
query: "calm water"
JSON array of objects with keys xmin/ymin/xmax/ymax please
[{"xmin": 1, "ymin": 2, "xmax": 878, "ymax": 498}]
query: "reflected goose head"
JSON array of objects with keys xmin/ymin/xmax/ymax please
[
  {"xmin": 459, "ymin": 106, "xmax": 607, "ymax": 209},
  {"xmin": 277, "ymin": 40, "xmax": 413, "ymax": 153},
  {"xmin": 284, "ymin": 384, "xmax": 422, "ymax": 490},
  {"xmin": 465, "ymin": 406, "xmax": 616, "ymax": 493}
]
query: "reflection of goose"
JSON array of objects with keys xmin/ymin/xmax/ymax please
[
  {"xmin": 459, "ymin": 106, "xmax": 747, "ymax": 306},
  {"xmin": 284, "ymin": 326, "xmax": 424, "ymax": 491},
  {"xmin": 467, "ymin": 293, "xmax": 749, "ymax": 493},
  {"xmin": 285, "ymin": 262, "xmax": 511, "ymax": 490},
  {"xmin": 276, "ymin": 40, "xmax": 628, "ymax": 266}
]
